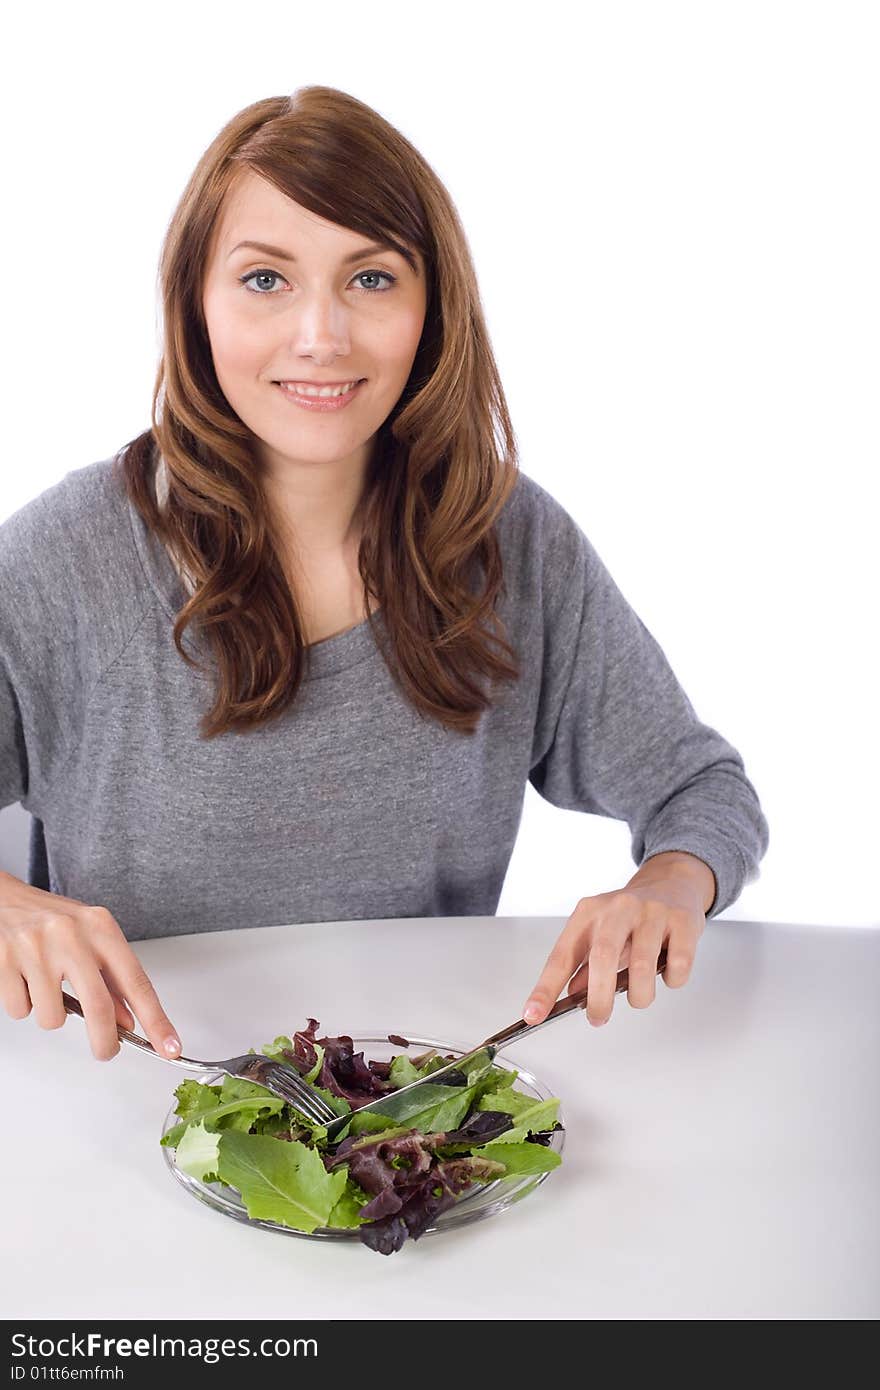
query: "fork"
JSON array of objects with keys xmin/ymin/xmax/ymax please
[{"xmin": 61, "ymin": 989, "xmax": 334, "ymax": 1127}]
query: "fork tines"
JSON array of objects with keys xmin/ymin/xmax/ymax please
[{"xmin": 260, "ymin": 1060, "xmax": 334, "ymax": 1125}]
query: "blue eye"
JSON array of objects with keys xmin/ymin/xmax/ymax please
[{"xmin": 238, "ymin": 268, "xmax": 397, "ymax": 296}]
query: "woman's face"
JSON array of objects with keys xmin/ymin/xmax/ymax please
[{"xmin": 202, "ymin": 169, "xmax": 427, "ymax": 480}]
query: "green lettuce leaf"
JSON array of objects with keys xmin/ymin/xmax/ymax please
[
  {"xmin": 303, "ymin": 1046, "xmax": 324, "ymax": 1086},
  {"xmin": 482, "ymin": 1098, "xmax": 561, "ymax": 1144},
  {"xmin": 310, "ymin": 1085, "xmax": 351, "ymax": 1118},
  {"xmin": 175, "ymin": 1118, "xmax": 222, "ymax": 1183},
  {"xmin": 326, "ymin": 1182, "xmax": 371, "ymax": 1229},
  {"xmin": 217, "ymin": 1132, "xmax": 348, "ymax": 1234},
  {"xmin": 172, "ymin": 1078, "xmax": 222, "ymax": 1121},
  {"xmin": 260, "ymin": 1034, "xmax": 295, "ymax": 1059},
  {"xmin": 477, "ymin": 1140, "xmax": 562, "ymax": 1176},
  {"xmin": 342, "ymin": 1125, "xmax": 413, "ymax": 1154},
  {"xmin": 346, "ymin": 1109, "xmax": 399, "ymax": 1138},
  {"xmin": 161, "ymin": 1094, "xmax": 286, "ymax": 1149},
  {"xmin": 388, "ymin": 1054, "xmax": 421, "ymax": 1088},
  {"xmin": 403, "ymin": 1085, "xmax": 478, "ymax": 1134},
  {"xmin": 476, "ymin": 1083, "xmax": 536, "ymax": 1118}
]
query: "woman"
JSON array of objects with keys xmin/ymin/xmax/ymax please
[{"xmin": 0, "ymin": 86, "xmax": 769, "ymax": 1064}]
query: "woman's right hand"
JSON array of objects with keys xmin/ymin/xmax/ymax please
[{"xmin": 0, "ymin": 870, "xmax": 182, "ymax": 1061}]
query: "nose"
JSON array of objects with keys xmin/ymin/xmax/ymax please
[{"xmin": 286, "ymin": 290, "xmax": 353, "ymax": 359}]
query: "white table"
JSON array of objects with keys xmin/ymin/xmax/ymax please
[{"xmin": 2, "ymin": 916, "xmax": 878, "ymax": 1320}]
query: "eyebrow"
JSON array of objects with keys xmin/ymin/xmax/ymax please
[{"xmin": 226, "ymin": 238, "xmax": 418, "ymax": 274}]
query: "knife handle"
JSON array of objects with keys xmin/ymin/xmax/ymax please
[{"xmin": 486, "ymin": 945, "xmax": 670, "ymax": 1049}]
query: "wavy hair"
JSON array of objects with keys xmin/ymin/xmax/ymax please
[{"xmin": 116, "ymin": 85, "xmax": 522, "ymax": 739}]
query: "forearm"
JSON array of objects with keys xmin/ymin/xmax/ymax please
[{"xmin": 625, "ymin": 850, "xmax": 717, "ymax": 915}]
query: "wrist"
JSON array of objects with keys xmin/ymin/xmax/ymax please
[{"xmin": 627, "ymin": 851, "xmax": 716, "ymax": 915}]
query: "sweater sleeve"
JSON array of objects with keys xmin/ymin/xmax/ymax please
[
  {"xmin": 0, "ymin": 655, "xmax": 28, "ymax": 808},
  {"xmin": 527, "ymin": 504, "xmax": 769, "ymax": 918},
  {"xmin": 0, "ymin": 509, "xmax": 49, "ymax": 814},
  {"xmin": 0, "ymin": 465, "xmax": 127, "ymax": 817}
]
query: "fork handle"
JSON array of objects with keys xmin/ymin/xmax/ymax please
[
  {"xmin": 61, "ymin": 989, "xmax": 212, "ymax": 1070},
  {"xmin": 483, "ymin": 946, "xmax": 670, "ymax": 1051}
]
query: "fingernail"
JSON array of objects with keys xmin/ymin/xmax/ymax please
[
  {"xmin": 523, "ymin": 1002, "xmax": 542, "ymax": 1025},
  {"xmin": 164, "ymin": 1037, "xmax": 181, "ymax": 1055}
]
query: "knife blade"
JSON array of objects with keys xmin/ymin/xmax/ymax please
[{"xmin": 322, "ymin": 1044, "xmax": 499, "ymax": 1143}]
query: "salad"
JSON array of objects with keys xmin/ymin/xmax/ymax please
[{"xmin": 160, "ymin": 1018, "xmax": 563, "ymax": 1255}]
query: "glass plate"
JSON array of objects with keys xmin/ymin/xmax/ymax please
[{"xmin": 160, "ymin": 1033, "xmax": 565, "ymax": 1242}]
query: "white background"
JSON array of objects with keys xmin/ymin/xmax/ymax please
[{"xmin": 1, "ymin": 0, "xmax": 877, "ymax": 926}]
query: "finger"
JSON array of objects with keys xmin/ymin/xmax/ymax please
[
  {"xmin": 63, "ymin": 960, "xmax": 124, "ymax": 1061},
  {"xmin": 113, "ymin": 997, "xmax": 136, "ymax": 1031},
  {"xmin": 19, "ymin": 936, "xmax": 68, "ymax": 1031},
  {"xmin": 0, "ymin": 929, "xmax": 33, "ymax": 1019},
  {"xmin": 98, "ymin": 964, "xmax": 139, "ymax": 1033},
  {"xmin": 567, "ymin": 961, "xmax": 589, "ymax": 995},
  {"xmin": 85, "ymin": 908, "xmax": 182, "ymax": 1057},
  {"xmin": 660, "ymin": 918, "xmax": 699, "ymax": 989},
  {"xmin": 108, "ymin": 949, "xmax": 182, "ymax": 1057},
  {"xmin": 103, "ymin": 974, "xmax": 136, "ymax": 1032},
  {"xmin": 522, "ymin": 926, "xmax": 586, "ymax": 1024},
  {"xmin": 0, "ymin": 965, "xmax": 32, "ymax": 1020},
  {"xmin": 567, "ymin": 937, "xmax": 633, "ymax": 995},
  {"xmin": 625, "ymin": 927, "xmax": 666, "ymax": 1010},
  {"xmin": 583, "ymin": 932, "xmax": 628, "ymax": 1026}
]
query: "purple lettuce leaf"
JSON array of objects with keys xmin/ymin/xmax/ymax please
[
  {"xmin": 279, "ymin": 1018, "xmax": 321, "ymax": 1076},
  {"xmin": 437, "ymin": 1110, "xmax": 514, "ymax": 1146},
  {"xmin": 358, "ymin": 1153, "xmax": 507, "ymax": 1254}
]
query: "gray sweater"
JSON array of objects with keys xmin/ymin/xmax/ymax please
[{"xmin": 0, "ymin": 456, "xmax": 768, "ymax": 941}]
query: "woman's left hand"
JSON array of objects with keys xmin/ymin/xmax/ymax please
[{"xmin": 521, "ymin": 853, "xmax": 715, "ymax": 1027}]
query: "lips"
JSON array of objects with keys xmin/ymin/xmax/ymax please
[{"xmin": 272, "ymin": 378, "xmax": 366, "ymax": 411}]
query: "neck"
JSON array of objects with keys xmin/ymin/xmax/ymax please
[{"xmin": 259, "ymin": 448, "xmax": 371, "ymax": 560}]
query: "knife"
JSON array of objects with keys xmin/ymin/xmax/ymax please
[{"xmin": 323, "ymin": 947, "xmax": 668, "ymax": 1143}]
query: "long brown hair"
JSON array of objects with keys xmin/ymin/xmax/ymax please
[{"xmin": 117, "ymin": 85, "xmax": 522, "ymax": 739}]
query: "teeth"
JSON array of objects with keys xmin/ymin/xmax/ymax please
[{"xmin": 278, "ymin": 380, "xmax": 360, "ymax": 398}]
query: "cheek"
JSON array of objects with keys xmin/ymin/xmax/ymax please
[
  {"xmin": 211, "ymin": 324, "xmax": 264, "ymax": 376},
  {"xmin": 204, "ymin": 292, "xmax": 263, "ymax": 375},
  {"xmin": 373, "ymin": 306, "xmax": 426, "ymax": 376}
]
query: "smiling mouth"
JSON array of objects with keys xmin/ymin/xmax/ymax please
[
  {"xmin": 273, "ymin": 378, "xmax": 366, "ymax": 396},
  {"xmin": 272, "ymin": 378, "xmax": 367, "ymax": 410}
]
